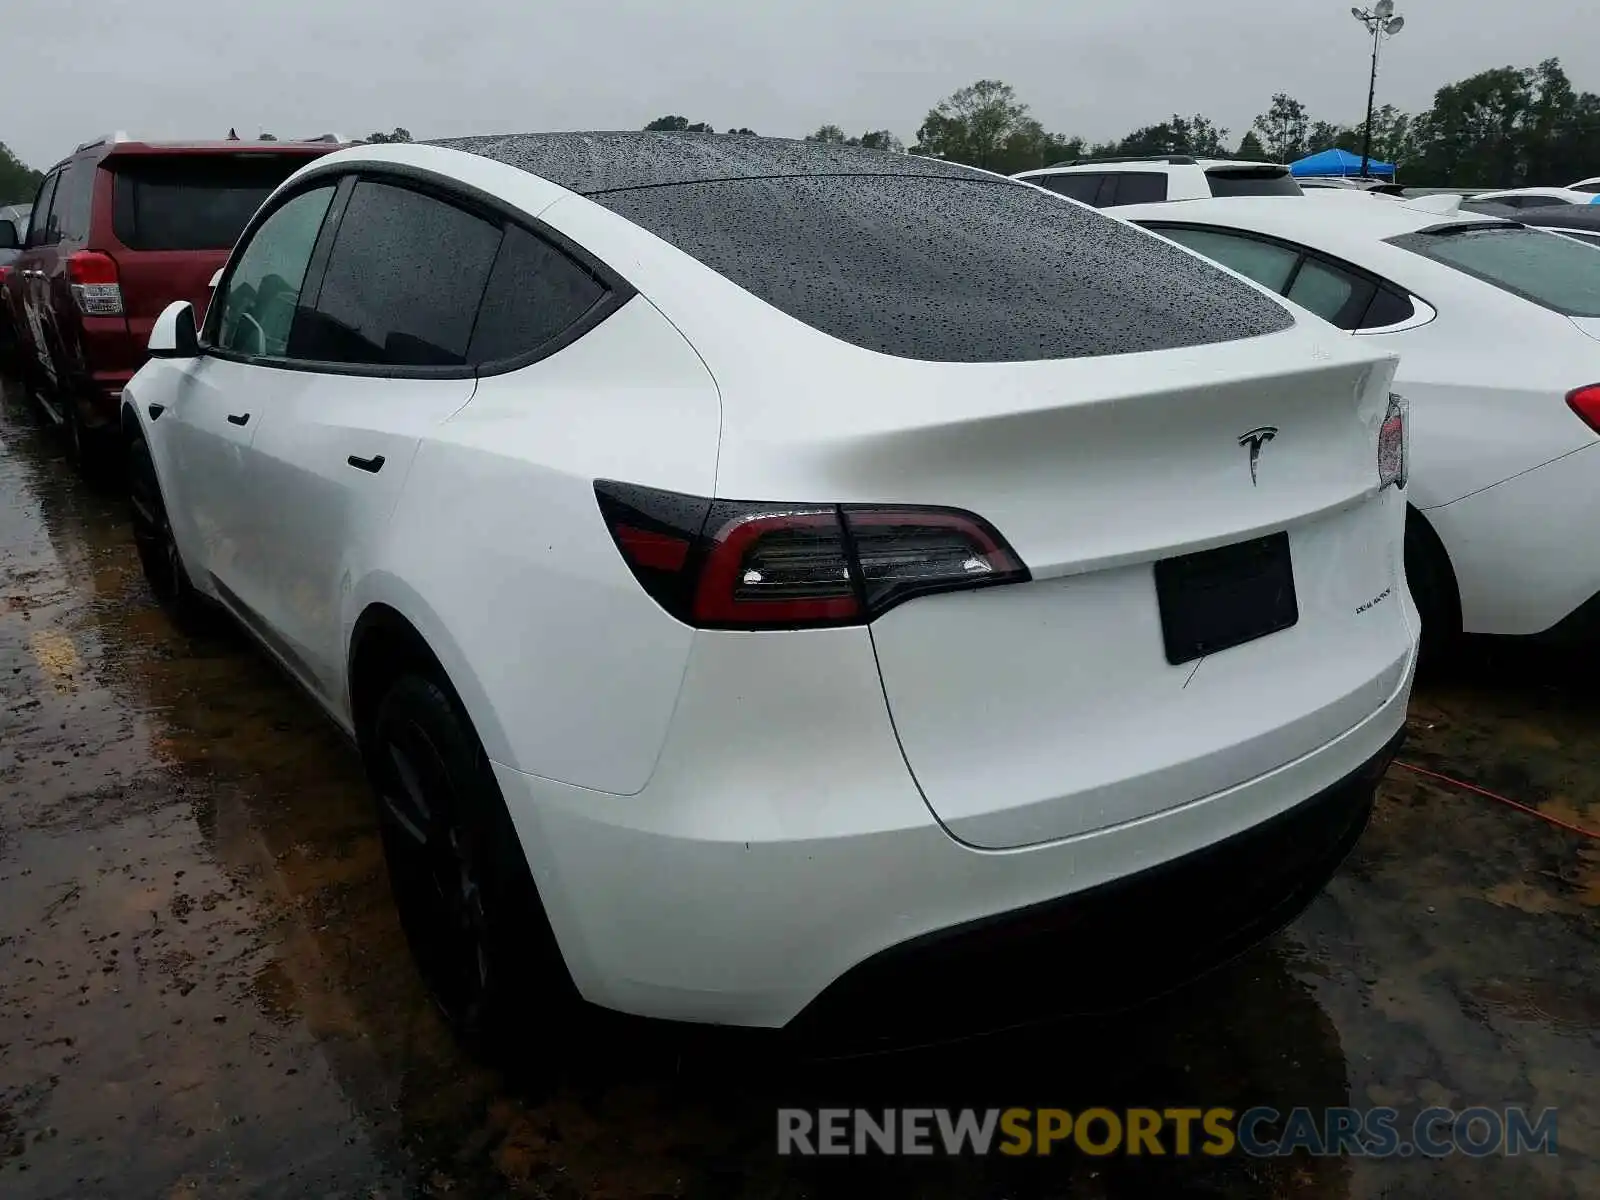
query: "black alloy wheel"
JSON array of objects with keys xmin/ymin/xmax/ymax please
[
  {"xmin": 369, "ymin": 673, "xmax": 574, "ymax": 1060},
  {"xmin": 127, "ymin": 432, "xmax": 208, "ymax": 630}
]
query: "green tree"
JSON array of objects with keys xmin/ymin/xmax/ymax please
[
  {"xmin": 1365, "ymin": 106, "xmax": 1413, "ymax": 165},
  {"xmin": 857, "ymin": 130, "xmax": 905, "ymax": 153},
  {"xmin": 365, "ymin": 127, "xmax": 413, "ymax": 144},
  {"xmin": 1111, "ymin": 114, "xmax": 1229, "ymax": 157},
  {"xmin": 646, "ymin": 116, "xmax": 708, "ymax": 132},
  {"xmin": 913, "ymin": 80, "xmax": 1026, "ymax": 171},
  {"xmin": 1406, "ymin": 66, "xmax": 1532, "ymax": 186},
  {"xmin": 1252, "ymin": 94, "xmax": 1311, "ymax": 162},
  {"xmin": 0, "ymin": 142, "xmax": 42, "ymax": 206},
  {"xmin": 912, "ymin": 81, "xmax": 1082, "ymax": 173},
  {"xmin": 1306, "ymin": 120, "xmax": 1347, "ymax": 153},
  {"xmin": 1399, "ymin": 59, "xmax": 1600, "ymax": 186},
  {"xmin": 1236, "ymin": 130, "xmax": 1267, "ymax": 159},
  {"xmin": 804, "ymin": 126, "xmax": 907, "ymax": 152},
  {"xmin": 725, "ymin": 127, "xmax": 757, "ymax": 135},
  {"xmin": 1181, "ymin": 114, "xmax": 1231, "ymax": 157}
]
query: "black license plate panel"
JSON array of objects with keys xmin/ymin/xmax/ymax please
[{"xmin": 1154, "ymin": 532, "xmax": 1298, "ymax": 666}]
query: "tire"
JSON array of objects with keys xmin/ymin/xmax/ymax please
[
  {"xmin": 1404, "ymin": 509, "xmax": 1460, "ymax": 666},
  {"xmin": 127, "ymin": 430, "xmax": 211, "ymax": 632},
  {"xmin": 368, "ymin": 672, "xmax": 576, "ymax": 1060}
]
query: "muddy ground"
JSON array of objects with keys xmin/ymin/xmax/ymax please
[{"xmin": 1, "ymin": 376, "xmax": 1597, "ymax": 1200}]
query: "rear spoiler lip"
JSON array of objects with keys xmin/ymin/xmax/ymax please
[
  {"xmin": 1203, "ymin": 164, "xmax": 1293, "ymax": 178},
  {"xmin": 100, "ymin": 144, "xmax": 338, "ymax": 163}
]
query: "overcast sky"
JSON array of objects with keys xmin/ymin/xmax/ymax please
[{"xmin": 5, "ymin": 0, "xmax": 1597, "ymax": 169}]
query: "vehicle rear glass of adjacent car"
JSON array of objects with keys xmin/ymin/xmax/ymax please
[
  {"xmin": 593, "ymin": 174, "xmax": 1294, "ymax": 362},
  {"xmin": 111, "ymin": 154, "xmax": 317, "ymax": 251},
  {"xmin": 1032, "ymin": 173, "xmax": 1106, "ymax": 205},
  {"xmin": 1205, "ymin": 166, "xmax": 1302, "ymax": 198},
  {"xmin": 1388, "ymin": 224, "xmax": 1600, "ymax": 318}
]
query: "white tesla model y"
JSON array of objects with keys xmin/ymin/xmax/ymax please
[{"xmin": 121, "ymin": 133, "xmax": 1417, "ymax": 1051}]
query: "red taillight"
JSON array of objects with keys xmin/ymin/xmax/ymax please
[
  {"xmin": 1378, "ymin": 393, "xmax": 1407, "ymax": 490},
  {"xmin": 693, "ymin": 510, "xmax": 860, "ymax": 624},
  {"xmin": 67, "ymin": 251, "xmax": 124, "ymax": 316},
  {"xmin": 68, "ymin": 251, "xmax": 118, "ymax": 285},
  {"xmin": 595, "ymin": 481, "xmax": 1030, "ymax": 630},
  {"xmin": 1568, "ymin": 385, "xmax": 1600, "ymax": 434}
]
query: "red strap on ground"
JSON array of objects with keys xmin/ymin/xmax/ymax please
[{"xmin": 1391, "ymin": 760, "xmax": 1600, "ymax": 841}]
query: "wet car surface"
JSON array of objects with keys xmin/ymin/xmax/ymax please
[{"xmin": 1, "ymin": 376, "xmax": 1597, "ymax": 1199}]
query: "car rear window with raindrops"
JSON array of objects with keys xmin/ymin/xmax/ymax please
[{"xmin": 589, "ymin": 175, "xmax": 1295, "ymax": 362}]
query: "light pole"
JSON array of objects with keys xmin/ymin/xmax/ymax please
[{"xmin": 1350, "ymin": 1, "xmax": 1405, "ymax": 179}]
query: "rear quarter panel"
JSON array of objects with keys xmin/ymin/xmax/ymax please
[
  {"xmin": 1350, "ymin": 248, "xmax": 1600, "ymax": 508},
  {"xmin": 358, "ymin": 293, "xmax": 722, "ymax": 794}
]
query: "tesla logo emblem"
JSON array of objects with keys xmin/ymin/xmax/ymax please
[{"xmin": 1238, "ymin": 426, "xmax": 1278, "ymax": 486}]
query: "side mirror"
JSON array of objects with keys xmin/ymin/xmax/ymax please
[
  {"xmin": 0, "ymin": 220, "xmax": 17, "ymax": 250},
  {"xmin": 148, "ymin": 300, "xmax": 200, "ymax": 359}
]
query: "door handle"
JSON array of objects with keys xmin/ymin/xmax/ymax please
[
  {"xmin": 227, "ymin": 412, "xmax": 249, "ymax": 426},
  {"xmin": 346, "ymin": 454, "xmax": 385, "ymax": 474}
]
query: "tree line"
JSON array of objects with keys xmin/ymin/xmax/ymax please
[
  {"xmin": 3, "ymin": 55, "xmax": 1594, "ymax": 205},
  {"xmin": 644, "ymin": 56, "xmax": 1599, "ymax": 187}
]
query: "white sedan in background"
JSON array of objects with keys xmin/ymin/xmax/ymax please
[
  {"xmin": 1117, "ymin": 196, "xmax": 1600, "ymax": 650},
  {"xmin": 1468, "ymin": 186, "xmax": 1600, "ymax": 209}
]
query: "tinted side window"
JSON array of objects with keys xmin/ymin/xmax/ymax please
[
  {"xmin": 42, "ymin": 169, "xmax": 69, "ymax": 243},
  {"xmin": 54, "ymin": 160, "xmax": 95, "ymax": 241},
  {"xmin": 1153, "ymin": 225, "xmax": 1300, "ymax": 291},
  {"xmin": 1357, "ymin": 285, "xmax": 1416, "ymax": 329},
  {"xmin": 1285, "ymin": 257, "xmax": 1377, "ymax": 328},
  {"xmin": 293, "ymin": 181, "xmax": 502, "ymax": 368},
  {"xmin": 213, "ymin": 185, "xmax": 336, "ymax": 358},
  {"xmin": 28, "ymin": 172, "xmax": 59, "ymax": 246},
  {"xmin": 467, "ymin": 224, "xmax": 606, "ymax": 365},
  {"xmin": 1575, "ymin": 183, "xmax": 1600, "ymax": 194},
  {"xmin": 1036, "ymin": 173, "xmax": 1104, "ymax": 205},
  {"xmin": 1108, "ymin": 173, "xmax": 1168, "ymax": 205}
]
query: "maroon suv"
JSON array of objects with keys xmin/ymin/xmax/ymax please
[{"xmin": 6, "ymin": 134, "xmax": 344, "ymax": 475}]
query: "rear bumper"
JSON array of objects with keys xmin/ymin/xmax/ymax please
[
  {"xmin": 490, "ymin": 621, "xmax": 1416, "ymax": 1031},
  {"xmin": 788, "ymin": 728, "xmax": 1401, "ymax": 1051},
  {"xmin": 1425, "ymin": 441, "xmax": 1600, "ymax": 637}
]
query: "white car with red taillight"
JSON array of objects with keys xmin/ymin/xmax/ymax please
[
  {"xmin": 120, "ymin": 133, "xmax": 1416, "ymax": 1051},
  {"xmin": 1117, "ymin": 195, "xmax": 1600, "ymax": 651}
]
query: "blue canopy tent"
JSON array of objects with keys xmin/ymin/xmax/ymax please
[{"xmin": 1289, "ymin": 147, "xmax": 1397, "ymax": 180}]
